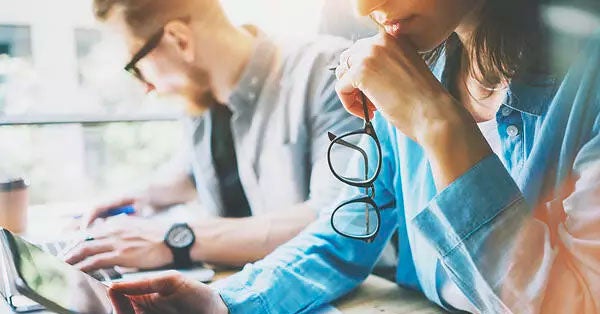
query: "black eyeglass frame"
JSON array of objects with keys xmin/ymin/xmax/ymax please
[
  {"xmin": 327, "ymin": 93, "xmax": 383, "ymax": 242},
  {"xmin": 123, "ymin": 16, "xmax": 191, "ymax": 84}
]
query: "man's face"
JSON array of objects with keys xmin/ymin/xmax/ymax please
[{"xmin": 108, "ymin": 10, "xmax": 215, "ymax": 113}]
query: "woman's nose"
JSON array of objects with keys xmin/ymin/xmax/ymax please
[{"xmin": 352, "ymin": 0, "xmax": 386, "ymax": 17}]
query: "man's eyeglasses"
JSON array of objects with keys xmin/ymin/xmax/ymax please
[
  {"xmin": 124, "ymin": 27, "xmax": 165, "ymax": 85},
  {"xmin": 327, "ymin": 93, "xmax": 383, "ymax": 242},
  {"xmin": 123, "ymin": 16, "xmax": 191, "ymax": 85}
]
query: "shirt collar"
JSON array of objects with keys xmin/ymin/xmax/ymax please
[
  {"xmin": 227, "ymin": 26, "xmax": 277, "ymax": 115},
  {"xmin": 504, "ymin": 75, "xmax": 558, "ymax": 116}
]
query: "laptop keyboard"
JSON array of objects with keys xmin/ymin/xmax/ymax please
[
  {"xmin": 39, "ymin": 240, "xmax": 122, "ymax": 281},
  {"xmin": 41, "ymin": 240, "xmax": 65, "ymax": 256}
]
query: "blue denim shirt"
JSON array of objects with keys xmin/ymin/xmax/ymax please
[{"xmin": 213, "ymin": 31, "xmax": 600, "ymax": 314}]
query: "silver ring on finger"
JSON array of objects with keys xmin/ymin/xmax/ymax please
[{"xmin": 345, "ymin": 54, "xmax": 352, "ymax": 70}]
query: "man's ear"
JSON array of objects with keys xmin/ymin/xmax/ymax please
[{"xmin": 163, "ymin": 21, "xmax": 195, "ymax": 63}]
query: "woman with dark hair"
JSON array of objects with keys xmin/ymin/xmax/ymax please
[{"xmin": 109, "ymin": 0, "xmax": 600, "ymax": 313}]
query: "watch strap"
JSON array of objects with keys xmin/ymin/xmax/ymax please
[{"xmin": 172, "ymin": 247, "xmax": 193, "ymax": 269}]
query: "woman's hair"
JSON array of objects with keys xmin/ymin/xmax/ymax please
[{"xmin": 424, "ymin": 0, "xmax": 548, "ymax": 87}]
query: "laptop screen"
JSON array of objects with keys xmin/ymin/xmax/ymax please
[{"xmin": 4, "ymin": 230, "xmax": 113, "ymax": 314}]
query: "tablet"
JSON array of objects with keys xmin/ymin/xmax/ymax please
[{"xmin": 0, "ymin": 229, "xmax": 114, "ymax": 314}]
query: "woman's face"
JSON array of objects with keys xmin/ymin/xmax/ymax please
[{"xmin": 352, "ymin": 0, "xmax": 481, "ymax": 51}]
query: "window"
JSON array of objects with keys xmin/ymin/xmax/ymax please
[
  {"xmin": 0, "ymin": 25, "xmax": 33, "ymax": 116},
  {"xmin": 1, "ymin": 0, "xmax": 327, "ymax": 206},
  {"xmin": 0, "ymin": 1, "xmax": 182, "ymax": 206},
  {"xmin": 0, "ymin": 122, "xmax": 181, "ymax": 205},
  {"xmin": 0, "ymin": 25, "xmax": 31, "ymax": 58}
]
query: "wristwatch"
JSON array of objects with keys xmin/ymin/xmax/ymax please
[{"xmin": 164, "ymin": 223, "xmax": 196, "ymax": 269}]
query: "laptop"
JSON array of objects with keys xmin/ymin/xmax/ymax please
[
  {"xmin": 1, "ymin": 230, "xmax": 215, "ymax": 313},
  {"xmin": 0, "ymin": 237, "xmax": 44, "ymax": 313},
  {"xmin": 0, "ymin": 236, "xmax": 124, "ymax": 312},
  {"xmin": 0, "ymin": 229, "xmax": 114, "ymax": 313}
]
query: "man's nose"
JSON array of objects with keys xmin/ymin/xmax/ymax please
[{"xmin": 144, "ymin": 82, "xmax": 156, "ymax": 94}]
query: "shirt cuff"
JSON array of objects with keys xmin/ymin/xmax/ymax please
[
  {"xmin": 412, "ymin": 154, "xmax": 524, "ymax": 257},
  {"xmin": 212, "ymin": 273, "xmax": 269, "ymax": 314}
]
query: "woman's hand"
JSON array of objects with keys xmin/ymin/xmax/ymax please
[
  {"xmin": 334, "ymin": 33, "xmax": 468, "ymax": 145},
  {"xmin": 109, "ymin": 271, "xmax": 229, "ymax": 314},
  {"xmin": 335, "ymin": 33, "xmax": 492, "ymax": 189}
]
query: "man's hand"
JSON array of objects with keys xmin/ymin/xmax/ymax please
[
  {"xmin": 65, "ymin": 216, "xmax": 172, "ymax": 272},
  {"xmin": 109, "ymin": 271, "xmax": 229, "ymax": 314},
  {"xmin": 80, "ymin": 197, "xmax": 148, "ymax": 229}
]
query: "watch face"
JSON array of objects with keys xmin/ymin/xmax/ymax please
[{"xmin": 167, "ymin": 225, "xmax": 194, "ymax": 248}]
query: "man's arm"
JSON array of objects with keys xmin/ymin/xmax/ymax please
[
  {"xmin": 138, "ymin": 171, "xmax": 198, "ymax": 213},
  {"xmin": 82, "ymin": 147, "xmax": 198, "ymax": 227},
  {"xmin": 189, "ymin": 203, "xmax": 316, "ymax": 266}
]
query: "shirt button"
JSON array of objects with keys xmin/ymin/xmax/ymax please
[
  {"xmin": 507, "ymin": 125, "xmax": 519, "ymax": 137},
  {"xmin": 250, "ymin": 76, "xmax": 259, "ymax": 86},
  {"xmin": 501, "ymin": 107, "xmax": 513, "ymax": 117},
  {"xmin": 248, "ymin": 92, "xmax": 256, "ymax": 101}
]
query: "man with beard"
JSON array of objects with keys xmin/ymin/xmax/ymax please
[{"xmin": 66, "ymin": 0, "xmax": 358, "ymax": 272}]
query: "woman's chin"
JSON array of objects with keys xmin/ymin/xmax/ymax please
[{"xmin": 408, "ymin": 34, "xmax": 450, "ymax": 54}]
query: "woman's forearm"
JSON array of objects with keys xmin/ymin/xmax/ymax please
[{"xmin": 412, "ymin": 95, "xmax": 493, "ymax": 191}]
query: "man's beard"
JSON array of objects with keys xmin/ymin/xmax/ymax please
[
  {"xmin": 184, "ymin": 90, "xmax": 217, "ymax": 117},
  {"xmin": 183, "ymin": 66, "xmax": 218, "ymax": 117}
]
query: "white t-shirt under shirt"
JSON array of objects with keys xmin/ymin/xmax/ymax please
[{"xmin": 478, "ymin": 118, "xmax": 502, "ymax": 155}]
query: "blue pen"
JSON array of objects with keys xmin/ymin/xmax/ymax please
[
  {"xmin": 98, "ymin": 205, "xmax": 136, "ymax": 218},
  {"xmin": 71, "ymin": 204, "xmax": 136, "ymax": 220}
]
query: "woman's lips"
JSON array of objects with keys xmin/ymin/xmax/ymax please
[{"xmin": 382, "ymin": 16, "xmax": 415, "ymax": 37}]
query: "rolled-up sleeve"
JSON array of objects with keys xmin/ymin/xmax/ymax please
[
  {"xmin": 413, "ymin": 155, "xmax": 524, "ymax": 257},
  {"xmin": 413, "ymin": 149, "xmax": 600, "ymax": 313}
]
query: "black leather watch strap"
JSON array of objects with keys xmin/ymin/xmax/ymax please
[{"xmin": 172, "ymin": 247, "xmax": 193, "ymax": 269}]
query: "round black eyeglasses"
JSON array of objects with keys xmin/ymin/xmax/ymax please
[{"xmin": 327, "ymin": 93, "xmax": 383, "ymax": 242}]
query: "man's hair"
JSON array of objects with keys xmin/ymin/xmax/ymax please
[{"xmin": 93, "ymin": 0, "xmax": 222, "ymax": 37}]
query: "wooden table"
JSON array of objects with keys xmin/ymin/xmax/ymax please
[
  {"xmin": 334, "ymin": 275, "xmax": 446, "ymax": 313},
  {"xmin": 1, "ymin": 270, "xmax": 446, "ymax": 313}
]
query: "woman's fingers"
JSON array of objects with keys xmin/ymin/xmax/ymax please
[
  {"xmin": 335, "ymin": 60, "xmax": 376, "ymax": 120},
  {"xmin": 334, "ymin": 36, "xmax": 391, "ymax": 120},
  {"xmin": 110, "ymin": 271, "xmax": 183, "ymax": 296},
  {"xmin": 109, "ymin": 288, "xmax": 136, "ymax": 314}
]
